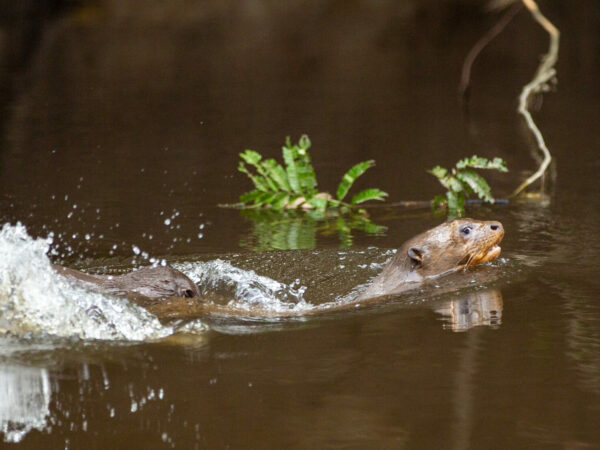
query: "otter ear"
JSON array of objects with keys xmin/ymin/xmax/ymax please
[{"xmin": 408, "ymin": 247, "xmax": 425, "ymax": 265}]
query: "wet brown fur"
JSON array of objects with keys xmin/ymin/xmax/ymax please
[{"xmin": 357, "ymin": 219, "xmax": 504, "ymax": 300}]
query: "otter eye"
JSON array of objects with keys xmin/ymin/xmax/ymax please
[
  {"xmin": 460, "ymin": 226, "xmax": 472, "ymax": 236},
  {"xmin": 183, "ymin": 289, "xmax": 195, "ymax": 298}
]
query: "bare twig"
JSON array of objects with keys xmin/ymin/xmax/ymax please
[
  {"xmin": 459, "ymin": 2, "xmax": 523, "ymax": 99},
  {"xmin": 358, "ymin": 199, "xmax": 510, "ymax": 209},
  {"xmin": 510, "ymin": 0, "xmax": 560, "ymax": 198}
]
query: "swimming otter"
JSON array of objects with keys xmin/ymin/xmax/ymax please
[
  {"xmin": 53, "ymin": 265, "xmax": 200, "ymax": 300},
  {"xmin": 357, "ymin": 218, "xmax": 504, "ymax": 300}
]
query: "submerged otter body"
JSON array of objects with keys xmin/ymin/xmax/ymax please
[
  {"xmin": 53, "ymin": 265, "xmax": 200, "ymax": 300},
  {"xmin": 357, "ymin": 219, "xmax": 504, "ymax": 300}
]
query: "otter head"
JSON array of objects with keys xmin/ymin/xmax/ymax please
[
  {"xmin": 404, "ymin": 219, "xmax": 504, "ymax": 279},
  {"xmin": 127, "ymin": 266, "xmax": 200, "ymax": 299}
]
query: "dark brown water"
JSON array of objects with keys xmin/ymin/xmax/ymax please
[{"xmin": 1, "ymin": 1, "xmax": 600, "ymax": 448}]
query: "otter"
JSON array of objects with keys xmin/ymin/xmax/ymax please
[
  {"xmin": 356, "ymin": 218, "xmax": 504, "ymax": 300},
  {"xmin": 52, "ymin": 265, "xmax": 200, "ymax": 300}
]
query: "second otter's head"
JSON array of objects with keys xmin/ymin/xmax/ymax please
[{"xmin": 125, "ymin": 266, "xmax": 200, "ymax": 299}]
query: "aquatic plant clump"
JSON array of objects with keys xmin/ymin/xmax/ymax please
[
  {"xmin": 429, "ymin": 155, "xmax": 507, "ymax": 218},
  {"xmin": 235, "ymin": 135, "xmax": 388, "ymax": 211},
  {"xmin": 225, "ymin": 135, "xmax": 389, "ymax": 248}
]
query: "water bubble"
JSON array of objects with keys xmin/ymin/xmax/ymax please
[{"xmin": 132, "ymin": 245, "xmax": 141, "ymax": 255}]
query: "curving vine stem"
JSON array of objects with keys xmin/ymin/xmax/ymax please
[{"xmin": 510, "ymin": 0, "xmax": 560, "ymax": 198}]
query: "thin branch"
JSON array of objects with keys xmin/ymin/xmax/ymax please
[
  {"xmin": 510, "ymin": 0, "xmax": 560, "ymax": 198},
  {"xmin": 459, "ymin": 2, "xmax": 523, "ymax": 99},
  {"xmin": 358, "ymin": 198, "xmax": 510, "ymax": 209}
]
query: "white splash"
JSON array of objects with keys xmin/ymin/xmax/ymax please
[
  {"xmin": 175, "ymin": 260, "xmax": 311, "ymax": 313},
  {"xmin": 0, "ymin": 223, "xmax": 173, "ymax": 341}
]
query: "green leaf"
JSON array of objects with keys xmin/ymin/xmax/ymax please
[
  {"xmin": 261, "ymin": 159, "xmax": 291, "ymax": 192},
  {"xmin": 428, "ymin": 166, "xmax": 448, "ymax": 180},
  {"xmin": 447, "ymin": 176, "xmax": 464, "ymax": 193},
  {"xmin": 350, "ymin": 188, "xmax": 388, "ymax": 205},
  {"xmin": 241, "ymin": 169, "xmax": 270, "ymax": 192},
  {"xmin": 239, "ymin": 153, "xmax": 278, "ymax": 192},
  {"xmin": 456, "ymin": 170, "xmax": 493, "ymax": 202},
  {"xmin": 240, "ymin": 150, "xmax": 262, "ymax": 166},
  {"xmin": 336, "ymin": 160, "xmax": 375, "ymax": 201},
  {"xmin": 432, "ymin": 194, "xmax": 446, "ymax": 209},
  {"xmin": 258, "ymin": 191, "xmax": 280, "ymax": 206},
  {"xmin": 446, "ymin": 191, "xmax": 465, "ymax": 218},
  {"xmin": 239, "ymin": 189, "xmax": 263, "ymax": 204},
  {"xmin": 298, "ymin": 134, "xmax": 311, "ymax": 150},
  {"xmin": 298, "ymin": 167, "xmax": 317, "ymax": 194},
  {"xmin": 434, "ymin": 173, "xmax": 463, "ymax": 193},
  {"xmin": 490, "ymin": 157, "xmax": 508, "ymax": 172},
  {"xmin": 282, "ymin": 146, "xmax": 302, "ymax": 194},
  {"xmin": 293, "ymin": 141, "xmax": 317, "ymax": 192},
  {"xmin": 456, "ymin": 155, "xmax": 508, "ymax": 172},
  {"xmin": 306, "ymin": 196, "xmax": 328, "ymax": 212},
  {"xmin": 271, "ymin": 192, "xmax": 290, "ymax": 209}
]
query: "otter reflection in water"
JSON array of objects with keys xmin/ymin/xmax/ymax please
[{"xmin": 432, "ymin": 289, "xmax": 503, "ymax": 332}]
